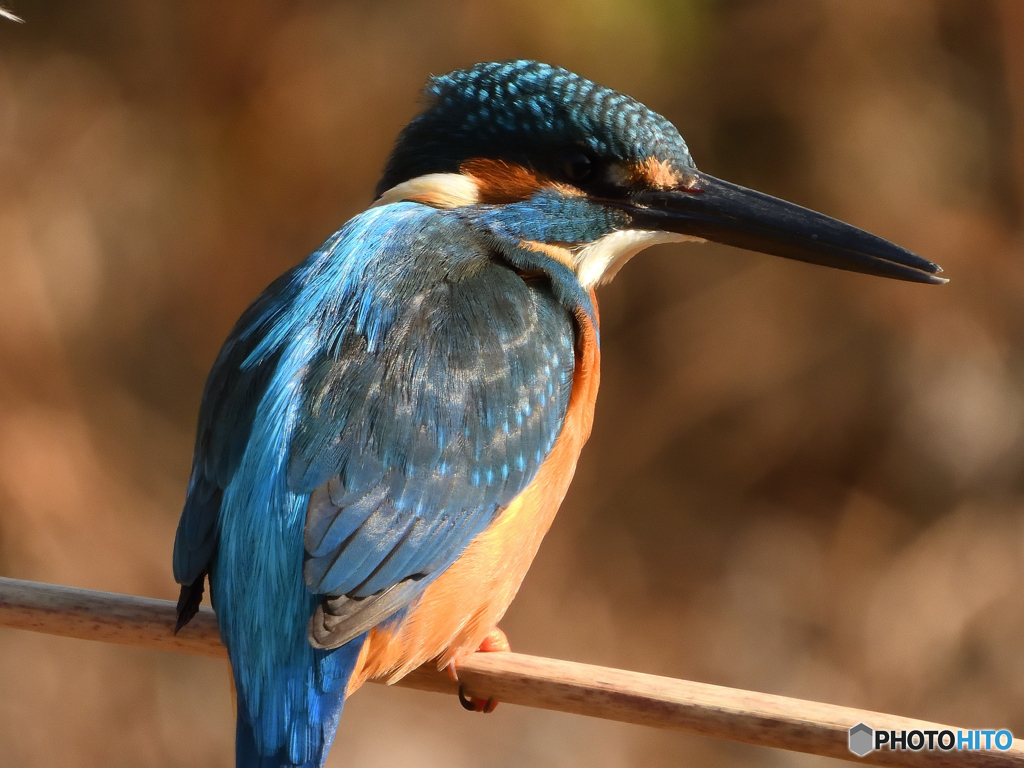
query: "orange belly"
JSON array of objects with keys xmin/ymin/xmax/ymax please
[{"xmin": 347, "ymin": 299, "xmax": 601, "ymax": 690}]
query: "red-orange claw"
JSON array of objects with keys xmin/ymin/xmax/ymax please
[
  {"xmin": 457, "ymin": 627, "xmax": 510, "ymax": 713},
  {"xmin": 458, "ymin": 685, "xmax": 497, "ymax": 713}
]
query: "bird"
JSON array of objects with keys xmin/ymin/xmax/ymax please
[{"xmin": 172, "ymin": 59, "xmax": 945, "ymax": 768}]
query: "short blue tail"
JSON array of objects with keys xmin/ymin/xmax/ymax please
[{"xmin": 234, "ymin": 636, "xmax": 367, "ymax": 768}]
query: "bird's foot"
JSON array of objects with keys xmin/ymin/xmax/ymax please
[
  {"xmin": 455, "ymin": 627, "xmax": 509, "ymax": 714},
  {"xmin": 477, "ymin": 627, "xmax": 511, "ymax": 653}
]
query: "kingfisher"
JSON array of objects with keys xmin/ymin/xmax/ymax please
[{"xmin": 172, "ymin": 60, "xmax": 944, "ymax": 767}]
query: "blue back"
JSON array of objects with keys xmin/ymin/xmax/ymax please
[{"xmin": 173, "ymin": 202, "xmax": 586, "ymax": 765}]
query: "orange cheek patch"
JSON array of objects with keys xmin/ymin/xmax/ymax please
[
  {"xmin": 460, "ymin": 158, "xmax": 583, "ymax": 204},
  {"xmin": 461, "ymin": 158, "xmax": 546, "ymax": 204},
  {"xmin": 631, "ymin": 157, "xmax": 683, "ymax": 190}
]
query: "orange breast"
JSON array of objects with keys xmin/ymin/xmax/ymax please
[{"xmin": 348, "ymin": 296, "xmax": 601, "ymax": 691}]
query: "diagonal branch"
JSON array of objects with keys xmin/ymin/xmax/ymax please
[{"xmin": 0, "ymin": 576, "xmax": 1019, "ymax": 767}]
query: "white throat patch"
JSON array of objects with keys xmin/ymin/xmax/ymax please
[{"xmin": 574, "ymin": 230, "xmax": 703, "ymax": 288}]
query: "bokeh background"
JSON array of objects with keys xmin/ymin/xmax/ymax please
[{"xmin": 1, "ymin": 1, "xmax": 1023, "ymax": 765}]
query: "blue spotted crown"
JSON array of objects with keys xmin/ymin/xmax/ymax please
[{"xmin": 376, "ymin": 60, "xmax": 694, "ymax": 195}]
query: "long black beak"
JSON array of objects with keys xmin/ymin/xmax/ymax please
[{"xmin": 623, "ymin": 172, "xmax": 945, "ymax": 284}]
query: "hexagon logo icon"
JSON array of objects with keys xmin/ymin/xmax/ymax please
[{"xmin": 849, "ymin": 723, "xmax": 874, "ymax": 757}]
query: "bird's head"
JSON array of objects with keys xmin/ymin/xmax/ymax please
[{"xmin": 375, "ymin": 60, "xmax": 944, "ymax": 288}]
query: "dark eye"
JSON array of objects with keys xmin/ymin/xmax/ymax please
[{"xmin": 559, "ymin": 150, "xmax": 593, "ymax": 183}]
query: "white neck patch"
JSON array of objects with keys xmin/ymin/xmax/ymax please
[
  {"xmin": 372, "ymin": 173, "xmax": 480, "ymax": 209},
  {"xmin": 574, "ymin": 230, "xmax": 704, "ymax": 288}
]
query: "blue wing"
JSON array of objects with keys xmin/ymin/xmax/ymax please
[
  {"xmin": 172, "ymin": 201, "xmax": 589, "ymax": 765},
  {"xmin": 292, "ymin": 217, "xmax": 585, "ymax": 647}
]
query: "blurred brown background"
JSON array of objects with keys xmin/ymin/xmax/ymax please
[{"xmin": 1, "ymin": 1, "xmax": 1023, "ymax": 765}]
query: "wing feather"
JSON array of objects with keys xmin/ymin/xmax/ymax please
[{"xmin": 173, "ymin": 202, "xmax": 581, "ymax": 652}]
